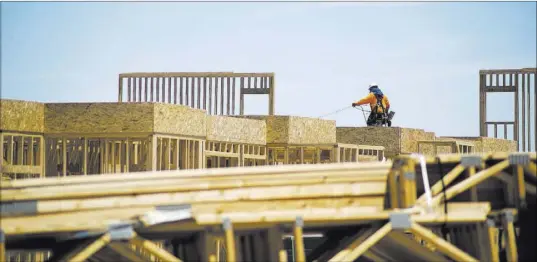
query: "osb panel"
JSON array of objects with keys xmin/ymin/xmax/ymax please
[
  {"xmin": 233, "ymin": 116, "xmax": 290, "ymax": 144},
  {"xmin": 400, "ymin": 128, "xmax": 436, "ymax": 154},
  {"xmin": 206, "ymin": 115, "xmax": 266, "ymax": 144},
  {"xmin": 440, "ymin": 136, "xmax": 517, "ymax": 153},
  {"xmin": 337, "ymin": 127, "xmax": 401, "ymax": 158},
  {"xmin": 479, "ymin": 137, "xmax": 517, "ymax": 152},
  {"xmin": 238, "ymin": 116, "xmax": 336, "ymax": 144},
  {"xmin": 287, "ymin": 116, "xmax": 336, "ymax": 144},
  {"xmin": 45, "ymin": 103, "xmax": 154, "ymax": 133},
  {"xmin": 153, "ymin": 103, "xmax": 206, "ymax": 137},
  {"xmin": 417, "ymin": 143, "xmax": 455, "ymax": 156},
  {"xmin": 0, "ymin": 99, "xmax": 44, "ymax": 133}
]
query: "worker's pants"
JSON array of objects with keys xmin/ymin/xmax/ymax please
[{"xmin": 367, "ymin": 113, "xmax": 383, "ymax": 126}]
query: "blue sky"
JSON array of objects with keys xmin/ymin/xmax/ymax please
[{"xmin": 1, "ymin": 2, "xmax": 536, "ymax": 145}]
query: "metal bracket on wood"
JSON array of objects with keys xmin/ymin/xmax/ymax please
[
  {"xmin": 295, "ymin": 216, "xmax": 304, "ymax": 227},
  {"xmin": 109, "ymin": 222, "xmax": 135, "ymax": 241},
  {"xmin": 222, "ymin": 218, "xmax": 232, "ymax": 230},
  {"xmin": 0, "ymin": 200, "xmax": 37, "ymax": 217},
  {"xmin": 508, "ymin": 153, "xmax": 530, "ymax": 166},
  {"xmin": 390, "ymin": 212, "xmax": 411, "ymax": 230},
  {"xmin": 461, "ymin": 155, "xmax": 483, "ymax": 168},
  {"xmin": 141, "ymin": 204, "xmax": 192, "ymax": 226},
  {"xmin": 486, "ymin": 218, "xmax": 496, "ymax": 228},
  {"xmin": 503, "ymin": 210, "xmax": 515, "ymax": 223}
]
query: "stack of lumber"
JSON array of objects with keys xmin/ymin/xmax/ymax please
[
  {"xmin": 1, "ymin": 152, "xmax": 534, "ymax": 262},
  {"xmin": 1, "ymin": 162, "xmax": 390, "ymax": 259}
]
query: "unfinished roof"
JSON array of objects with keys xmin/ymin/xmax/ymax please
[{"xmin": 0, "ymin": 99, "xmax": 45, "ymax": 133}]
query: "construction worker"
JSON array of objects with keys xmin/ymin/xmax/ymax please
[{"xmin": 352, "ymin": 83, "xmax": 392, "ymax": 126}]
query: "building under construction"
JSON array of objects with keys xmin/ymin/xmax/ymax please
[{"xmin": 0, "ymin": 68, "xmax": 536, "ymax": 262}]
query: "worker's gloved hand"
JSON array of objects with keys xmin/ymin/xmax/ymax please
[{"xmin": 352, "ymin": 103, "xmax": 358, "ymax": 107}]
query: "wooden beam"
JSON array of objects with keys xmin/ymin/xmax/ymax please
[
  {"xmin": 130, "ymin": 236, "xmax": 182, "ymax": 262},
  {"xmin": 62, "ymin": 138, "xmax": 67, "ymax": 177},
  {"xmin": 293, "ymin": 217, "xmax": 306, "ymax": 262},
  {"xmin": 329, "ymin": 223, "xmax": 391, "ymax": 262},
  {"xmin": 410, "ymin": 223, "xmax": 478, "ymax": 262},
  {"xmin": 108, "ymin": 242, "xmax": 147, "ymax": 262},
  {"xmin": 223, "ymin": 219, "xmax": 236, "ymax": 262},
  {"xmin": 68, "ymin": 233, "xmax": 111, "ymax": 261},
  {"xmin": 428, "ymin": 159, "xmax": 510, "ymax": 207}
]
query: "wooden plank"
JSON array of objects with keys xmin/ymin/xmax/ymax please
[
  {"xmin": 203, "ymin": 77, "xmax": 207, "ymax": 110},
  {"xmin": 62, "ymin": 138, "xmax": 67, "ymax": 176},
  {"xmin": 150, "ymin": 77, "xmax": 154, "ymax": 102},
  {"xmin": 240, "ymin": 77, "xmax": 245, "ymax": 115},
  {"xmin": 138, "ymin": 77, "xmax": 142, "ymax": 102},
  {"xmin": 526, "ymin": 73, "xmax": 531, "ymax": 151},
  {"xmin": 156, "ymin": 77, "xmax": 161, "ymax": 102},
  {"xmin": 214, "ymin": 77, "xmax": 219, "ymax": 115},
  {"xmin": 179, "ymin": 77, "xmax": 184, "ymax": 105},
  {"xmin": 269, "ymin": 76, "xmax": 275, "ymax": 115},
  {"xmin": 1, "ymin": 165, "xmax": 42, "ymax": 174},
  {"xmin": 118, "ymin": 76, "xmax": 123, "ymax": 102},
  {"xmin": 127, "ymin": 77, "xmax": 132, "ymax": 102},
  {"xmin": 144, "ymin": 77, "xmax": 149, "ymax": 102},
  {"xmin": 197, "ymin": 77, "xmax": 202, "ymax": 109},
  {"xmin": 208, "ymin": 77, "xmax": 213, "ymax": 114},
  {"xmin": 186, "ymin": 77, "xmax": 190, "ymax": 106},
  {"xmin": 191, "ymin": 77, "xmax": 195, "ymax": 107},
  {"xmin": 132, "ymin": 77, "xmax": 137, "ymax": 102},
  {"xmin": 220, "ymin": 77, "xmax": 225, "ymax": 115},
  {"xmin": 231, "ymin": 77, "xmax": 236, "ymax": 115},
  {"xmin": 3, "ymin": 161, "xmax": 392, "ymax": 189},
  {"xmin": 125, "ymin": 138, "xmax": 130, "ymax": 173},
  {"xmin": 480, "ymin": 74, "xmax": 487, "ymax": 136},
  {"xmin": 227, "ymin": 77, "xmax": 231, "ymax": 115}
]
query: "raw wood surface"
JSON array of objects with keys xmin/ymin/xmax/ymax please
[
  {"xmin": 399, "ymin": 128, "xmax": 436, "ymax": 154},
  {"xmin": 337, "ymin": 127, "xmax": 401, "ymax": 158},
  {"xmin": 45, "ymin": 102, "xmax": 154, "ymax": 133},
  {"xmin": 0, "ymin": 99, "xmax": 44, "ymax": 133},
  {"xmin": 153, "ymin": 103, "xmax": 206, "ymax": 137},
  {"xmin": 2, "ymin": 166, "xmax": 390, "ymax": 201},
  {"xmin": 238, "ymin": 115, "xmax": 336, "ymax": 144},
  {"xmin": 440, "ymin": 136, "xmax": 517, "ymax": 153},
  {"xmin": 206, "ymin": 115, "xmax": 266, "ymax": 144}
]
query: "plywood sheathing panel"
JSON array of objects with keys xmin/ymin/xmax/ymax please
[
  {"xmin": 337, "ymin": 127, "xmax": 401, "ymax": 158},
  {"xmin": 45, "ymin": 103, "xmax": 154, "ymax": 133},
  {"xmin": 153, "ymin": 103, "xmax": 206, "ymax": 137},
  {"xmin": 236, "ymin": 115, "xmax": 335, "ymax": 144},
  {"xmin": 416, "ymin": 143, "xmax": 454, "ymax": 156},
  {"xmin": 236, "ymin": 115, "xmax": 290, "ymax": 144},
  {"xmin": 399, "ymin": 128, "xmax": 436, "ymax": 154},
  {"xmin": 206, "ymin": 115, "xmax": 266, "ymax": 145},
  {"xmin": 440, "ymin": 136, "xmax": 517, "ymax": 153},
  {"xmin": 287, "ymin": 116, "xmax": 336, "ymax": 144},
  {"xmin": 0, "ymin": 99, "xmax": 44, "ymax": 133},
  {"xmin": 336, "ymin": 127, "xmax": 436, "ymax": 157}
]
